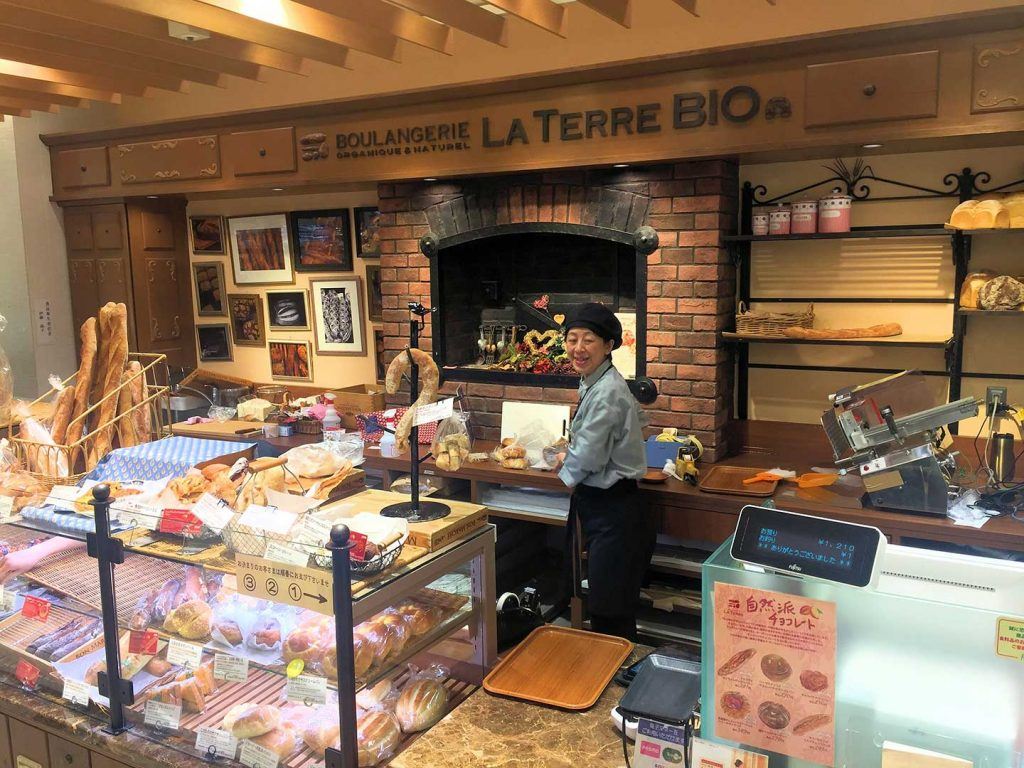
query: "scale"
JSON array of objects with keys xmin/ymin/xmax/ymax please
[{"xmin": 730, "ymin": 504, "xmax": 885, "ymax": 588}]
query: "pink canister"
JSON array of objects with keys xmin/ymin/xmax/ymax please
[
  {"xmin": 752, "ymin": 207, "xmax": 770, "ymax": 236},
  {"xmin": 818, "ymin": 193, "xmax": 852, "ymax": 233},
  {"xmin": 769, "ymin": 204, "xmax": 791, "ymax": 235},
  {"xmin": 790, "ymin": 199, "xmax": 818, "ymax": 234}
]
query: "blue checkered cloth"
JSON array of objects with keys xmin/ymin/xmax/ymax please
[
  {"xmin": 85, "ymin": 436, "xmax": 256, "ymax": 482},
  {"xmin": 19, "ymin": 505, "xmax": 129, "ymax": 535}
]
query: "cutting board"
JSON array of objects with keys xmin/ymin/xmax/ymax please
[{"xmin": 171, "ymin": 419, "xmax": 268, "ymax": 440}]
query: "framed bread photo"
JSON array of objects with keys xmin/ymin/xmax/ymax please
[
  {"xmin": 266, "ymin": 290, "xmax": 311, "ymax": 331},
  {"xmin": 365, "ymin": 263, "xmax": 383, "ymax": 323},
  {"xmin": 228, "ymin": 293, "xmax": 266, "ymax": 347},
  {"xmin": 354, "ymin": 206, "xmax": 381, "ymax": 258},
  {"xmin": 269, "ymin": 339, "xmax": 313, "ymax": 381},
  {"xmin": 290, "ymin": 208, "xmax": 353, "ymax": 272},
  {"xmin": 228, "ymin": 213, "xmax": 294, "ymax": 285},
  {"xmin": 189, "ymin": 215, "xmax": 225, "ymax": 255},
  {"xmin": 196, "ymin": 324, "xmax": 232, "ymax": 362},
  {"xmin": 311, "ymin": 277, "xmax": 366, "ymax": 356},
  {"xmin": 192, "ymin": 261, "xmax": 227, "ymax": 317}
]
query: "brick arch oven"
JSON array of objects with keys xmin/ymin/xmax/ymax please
[{"xmin": 376, "ymin": 160, "xmax": 738, "ymax": 461}]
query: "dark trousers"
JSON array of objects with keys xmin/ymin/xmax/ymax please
[{"xmin": 569, "ymin": 479, "xmax": 656, "ymax": 642}]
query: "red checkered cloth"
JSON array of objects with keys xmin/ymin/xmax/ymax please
[{"xmin": 358, "ymin": 408, "xmax": 437, "ymax": 444}]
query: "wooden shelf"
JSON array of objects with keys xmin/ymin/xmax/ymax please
[
  {"xmin": 722, "ymin": 332, "xmax": 952, "ymax": 348},
  {"xmin": 945, "ymin": 226, "xmax": 1024, "ymax": 235},
  {"xmin": 723, "ymin": 225, "xmax": 949, "ymax": 243},
  {"xmin": 958, "ymin": 308, "xmax": 1024, "ymax": 316}
]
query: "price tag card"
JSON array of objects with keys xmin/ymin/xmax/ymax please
[
  {"xmin": 166, "ymin": 638, "xmax": 204, "ymax": 669},
  {"xmin": 0, "ymin": 496, "xmax": 15, "ymax": 521},
  {"xmin": 15, "ymin": 660, "xmax": 40, "ymax": 689},
  {"xmin": 129, "ymin": 629, "xmax": 159, "ymax": 655},
  {"xmin": 195, "ymin": 727, "xmax": 238, "ymax": 760},
  {"xmin": 0, "ymin": 586, "xmax": 13, "ymax": 613},
  {"xmin": 62, "ymin": 678, "xmax": 91, "ymax": 707},
  {"xmin": 285, "ymin": 673, "xmax": 328, "ymax": 706},
  {"xmin": 349, "ymin": 531, "xmax": 368, "ymax": 561},
  {"xmin": 213, "ymin": 653, "xmax": 249, "ymax": 683},
  {"xmin": 300, "ymin": 516, "xmax": 332, "ymax": 546},
  {"xmin": 191, "ymin": 493, "xmax": 234, "ymax": 533},
  {"xmin": 264, "ymin": 540, "xmax": 310, "ymax": 567},
  {"xmin": 144, "ymin": 700, "xmax": 181, "ymax": 731},
  {"xmin": 158, "ymin": 509, "xmax": 203, "ymax": 536},
  {"xmin": 21, "ymin": 596, "xmax": 50, "ymax": 622},
  {"xmin": 414, "ymin": 397, "xmax": 454, "ymax": 426},
  {"xmin": 239, "ymin": 740, "xmax": 278, "ymax": 768},
  {"xmin": 116, "ymin": 499, "xmax": 161, "ymax": 526},
  {"xmin": 238, "ymin": 505, "xmax": 296, "ymax": 536},
  {"xmin": 43, "ymin": 485, "xmax": 79, "ymax": 510}
]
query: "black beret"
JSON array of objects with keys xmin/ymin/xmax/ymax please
[{"xmin": 563, "ymin": 302, "xmax": 622, "ymax": 349}]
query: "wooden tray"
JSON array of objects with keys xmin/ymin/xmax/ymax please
[
  {"xmin": 483, "ymin": 626, "xmax": 632, "ymax": 710},
  {"xmin": 699, "ymin": 465, "xmax": 779, "ymax": 497},
  {"xmin": 170, "ymin": 420, "xmax": 268, "ymax": 440}
]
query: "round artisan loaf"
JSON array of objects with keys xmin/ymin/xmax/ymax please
[
  {"xmin": 357, "ymin": 711, "xmax": 401, "ymax": 767},
  {"xmin": 394, "ymin": 678, "xmax": 448, "ymax": 733},
  {"xmin": 979, "ymin": 275, "xmax": 1024, "ymax": 310}
]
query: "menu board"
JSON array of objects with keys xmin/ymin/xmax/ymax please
[{"xmin": 713, "ymin": 583, "xmax": 836, "ymax": 766}]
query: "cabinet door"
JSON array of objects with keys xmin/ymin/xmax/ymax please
[
  {"xmin": 54, "ymin": 147, "xmax": 110, "ymax": 190},
  {"xmin": 87, "ymin": 756, "xmax": 127, "ymax": 768},
  {"xmin": 91, "ymin": 211, "xmax": 125, "ymax": 251},
  {"xmin": 7, "ymin": 720, "xmax": 47, "ymax": 768},
  {"xmin": 64, "ymin": 213, "xmax": 93, "ymax": 252},
  {"xmin": 95, "ymin": 258, "xmax": 133, "ymax": 308},
  {"xmin": 68, "ymin": 259, "xmax": 99, "ymax": 334},
  {"xmin": 140, "ymin": 211, "xmax": 175, "ymax": 251},
  {"xmin": 46, "ymin": 736, "xmax": 88, "ymax": 768},
  {"xmin": 224, "ymin": 127, "xmax": 296, "ymax": 176},
  {"xmin": 0, "ymin": 715, "xmax": 13, "ymax": 768}
]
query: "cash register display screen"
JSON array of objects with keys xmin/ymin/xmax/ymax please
[{"xmin": 732, "ymin": 506, "xmax": 881, "ymax": 587}]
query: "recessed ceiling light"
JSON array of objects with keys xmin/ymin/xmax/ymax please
[
  {"xmin": 146, "ymin": 195, "xmax": 158, "ymax": 199},
  {"xmin": 423, "ymin": 177, "xmax": 438, "ymax": 182},
  {"xmin": 613, "ymin": 163, "xmax": 629, "ymax": 168},
  {"xmin": 271, "ymin": 187, "xmax": 285, "ymax": 191},
  {"xmin": 862, "ymin": 143, "xmax": 883, "ymax": 149}
]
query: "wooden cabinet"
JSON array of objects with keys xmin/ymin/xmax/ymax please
[
  {"xmin": 0, "ymin": 715, "xmax": 13, "ymax": 768},
  {"xmin": 114, "ymin": 135, "xmax": 220, "ymax": 185},
  {"xmin": 86, "ymin": 756, "xmax": 127, "ymax": 768},
  {"xmin": 54, "ymin": 147, "xmax": 110, "ymax": 191},
  {"xmin": 8, "ymin": 720, "xmax": 48, "ymax": 768},
  {"xmin": 223, "ymin": 127, "xmax": 296, "ymax": 176},
  {"xmin": 139, "ymin": 211, "xmax": 175, "ymax": 251},
  {"xmin": 46, "ymin": 736, "xmax": 88, "ymax": 768},
  {"xmin": 804, "ymin": 50, "xmax": 940, "ymax": 128},
  {"xmin": 92, "ymin": 212, "xmax": 125, "ymax": 251},
  {"xmin": 64, "ymin": 213, "xmax": 93, "ymax": 251}
]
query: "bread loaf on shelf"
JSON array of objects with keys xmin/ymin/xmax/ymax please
[
  {"xmin": 782, "ymin": 323, "xmax": 902, "ymax": 340},
  {"xmin": 978, "ymin": 276, "xmax": 1024, "ymax": 310},
  {"xmin": 949, "ymin": 199, "xmax": 1010, "ymax": 229},
  {"xmin": 87, "ymin": 302, "xmax": 129, "ymax": 467},
  {"xmin": 959, "ymin": 271, "xmax": 997, "ymax": 309},
  {"xmin": 395, "ymin": 678, "xmax": 448, "ymax": 733},
  {"xmin": 222, "ymin": 703, "xmax": 282, "ymax": 739},
  {"xmin": 357, "ymin": 711, "xmax": 401, "ymax": 767}
]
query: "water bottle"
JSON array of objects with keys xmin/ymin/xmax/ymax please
[
  {"xmin": 321, "ymin": 393, "xmax": 342, "ymax": 441},
  {"xmin": 379, "ymin": 409, "xmax": 397, "ymax": 457}
]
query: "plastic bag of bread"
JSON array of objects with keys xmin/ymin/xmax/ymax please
[
  {"xmin": 959, "ymin": 270, "xmax": 997, "ymax": 309},
  {"xmin": 979, "ymin": 275, "xmax": 1024, "ymax": 310},
  {"xmin": 394, "ymin": 665, "xmax": 450, "ymax": 733},
  {"xmin": 430, "ymin": 413, "xmax": 471, "ymax": 472},
  {"xmin": 282, "ymin": 444, "xmax": 350, "ymax": 478},
  {"xmin": 357, "ymin": 711, "xmax": 401, "ymax": 767},
  {"xmin": 491, "ymin": 437, "xmax": 528, "ymax": 469}
]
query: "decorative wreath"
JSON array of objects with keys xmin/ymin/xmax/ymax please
[{"xmin": 524, "ymin": 330, "xmax": 560, "ymax": 355}]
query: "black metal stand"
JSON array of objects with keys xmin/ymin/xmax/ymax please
[
  {"xmin": 324, "ymin": 525, "xmax": 359, "ymax": 768},
  {"xmin": 381, "ymin": 303, "xmax": 450, "ymax": 523},
  {"xmin": 87, "ymin": 484, "xmax": 134, "ymax": 734}
]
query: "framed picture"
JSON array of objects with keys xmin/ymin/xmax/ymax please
[
  {"xmin": 365, "ymin": 264, "xmax": 383, "ymax": 322},
  {"xmin": 192, "ymin": 261, "xmax": 226, "ymax": 316},
  {"xmin": 354, "ymin": 207, "xmax": 381, "ymax": 258},
  {"xmin": 228, "ymin": 213, "xmax": 294, "ymax": 285},
  {"xmin": 227, "ymin": 293, "xmax": 266, "ymax": 347},
  {"xmin": 290, "ymin": 209, "xmax": 353, "ymax": 272},
  {"xmin": 196, "ymin": 324, "xmax": 232, "ymax": 362},
  {"xmin": 266, "ymin": 290, "xmax": 311, "ymax": 330},
  {"xmin": 373, "ymin": 328, "xmax": 386, "ymax": 383},
  {"xmin": 310, "ymin": 278, "xmax": 366, "ymax": 356},
  {"xmin": 269, "ymin": 340, "xmax": 313, "ymax": 381},
  {"xmin": 189, "ymin": 215, "xmax": 225, "ymax": 255}
]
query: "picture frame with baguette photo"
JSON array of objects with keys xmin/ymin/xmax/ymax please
[
  {"xmin": 269, "ymin": 340, "xmax": 312, "ymax": 381},
  {"xmin": 266, "ymin": 290, "xmax": 311, "ymax": 331},
  {"xmin": 189, "ymin": 215, "xmax": 226, "ymax": 255},
  {"xmin": 228, "ymin": 213, "xmax": 294, "ymax": 285},
  {"xmin": 311, "ymin": 277, "xmax": 366, "ymax": 356},
  {"xmin": 197, "ymin": 325, "xmax": 233, "ymax": 362},
  {"xmin": 290, "ymin": 208, "xmax": 353, "ymax": 272},
  {"xmin": 228, "ymin": 293, "xmax": 266, "ymax": 347},
  {"xmin": 354, "ymin": 206, "xmax": 381, "ymax": 258}
]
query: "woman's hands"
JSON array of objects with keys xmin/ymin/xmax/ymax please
[{"xmin": 0, "ymin": 538, "xmax": 88, "ymax": 584}]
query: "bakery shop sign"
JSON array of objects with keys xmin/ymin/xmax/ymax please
[{"xmin": 316, "ymin": 85, "xmax": 789, "ymax": 161}]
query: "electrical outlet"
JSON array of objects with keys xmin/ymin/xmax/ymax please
[{"xmin": 986, "ymin": 386, "xmax": 1008, "ymax": 416}]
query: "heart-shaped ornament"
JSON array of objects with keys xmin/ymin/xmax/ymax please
[{"xmin": 553, "ymin": 313, "xmax": 565, "ymax": 326}]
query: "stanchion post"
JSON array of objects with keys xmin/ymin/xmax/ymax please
[{"xmin": 324, "ymin": 524, "xmax": 359, "ymax": 768}]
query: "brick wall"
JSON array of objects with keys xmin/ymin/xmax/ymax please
[{"xmin": 377, "ymin": 160, "xmax": 739, "ymax": 461}]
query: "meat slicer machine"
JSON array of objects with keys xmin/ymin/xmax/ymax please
[{"xmin": 821, "ymin": 371, "xmax": 980, "ymax": 516}]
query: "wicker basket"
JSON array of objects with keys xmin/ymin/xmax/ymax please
[
  {"xmin": 735, "ymin": 303, "xmax": 814, "ymax": 337},
  {"xmin": 294, "ymin": 418, "xmax": 323, "ymax": 436}
]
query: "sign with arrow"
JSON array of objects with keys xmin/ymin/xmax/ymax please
[{"xmin": 234, "ymin": 553, "xmax": 334, "ymax": 617}]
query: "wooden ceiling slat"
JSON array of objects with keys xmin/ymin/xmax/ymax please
[
  {"xmin": 0, "ymin": 24, "xmax": 226, "ymax": 87},
  {"xmin": 484, "ymin": 0, "xmax": 568, "ymax": 37},
  {"xmin": 86, "ymin": 0, "xmax": 354, "ymax": 68},
  {"xmin": 575, "ymin": 0, "xmax": 631, "ymax": 27},
  {"xmin": 0, "ymin": 94, "xmax": 59, "ymax": 111},
  {"xmin": 387, "ymin": 0, "xmax": 508, "ymax": 46},
  {"xmin": 0, "ymin": 107, "xmax": 31, "ymax": 117},
  {"xmin": 4, "ymin": 0, "xmax": 306, "ymax": 75},
  {"xmin": 669, "ymin": 0, "xmax": 699, "ymax": 16},
  {"xmin": 0, "ymin": 85, "xmax": 84, "ymax": 107},
  {"xmin": 0, "ymin": 59, "xmax": 147, "ymax": 96},
  {"xmin": 0, "ymin": 1, "xmax": 264, "ymax": 81},
  {"xmin": 0, "ymin": 42, "xmax": 185, "ymax": 92},
  {"xmin": 294, "ymin": 0, "xmax": 453, "ymax": 54},
  {"xmin": 0, "ymin": 72, "xmax": 121, "ymax": 102}
]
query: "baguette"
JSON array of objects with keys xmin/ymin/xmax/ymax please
[
  {"xmin": 127, "ymin": 361, "xmax": 151, "ymax": 442},
  {"xmin": 87, "ymin": 303, "xmax": 129, "ymax": 467},
  {"xmin": 115, "ymin": 369, "xmax": 137, "ymax": 448},
  {"xmin": 49, "ymin": 385, "xmax": 76, "ymax": 445},
  {"xmin": 65, "ymin": 318, "xmax": 98, "ymax": 468},
  {"xmin": 783, "ymin": 323, "xmax": 902, "ymax": 340}
]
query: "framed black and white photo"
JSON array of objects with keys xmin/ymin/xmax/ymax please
[
  {"xmin": 192, "ymin": 261, "xmax": 226, "ymax": 317},
  {"xmin": 266, "ymin": 290, "xmax": 311, "ymax": 330},
  {"xmin": 310, "ymin": 278, "xmax": 366, "ymax": 356},
  {"xmin": 196, "ymin": 324, "xmax": 232, "ymax": 362},
  {"xmin": 289, "ymin": 209, "xmax": 352, "ymax": 272},
  {"xmin": 189, "ymin": 215, "xmax": 226, "ymax": 255},
  {"xmin": 365, "ymin": 264, "xmax": 383, "ymax": 323},
  {"xmin": 354, "ymin": 206, "xmax": 381, "ymax": 258},
  {"xmin": 228, "ymin": 213, "xmax": 294, "ymax": 285}
]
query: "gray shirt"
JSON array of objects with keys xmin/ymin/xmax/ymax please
[{"xmin": 558, "ymin": 359, "xmax": 647, "ymax": 489}]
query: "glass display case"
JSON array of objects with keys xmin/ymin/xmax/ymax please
[
  {"xmin": 0, "ymin": 482, "xmax": 495, "ymax": 768},
  {"xmin": 701, "ymin": 536, "xmax": 1024, "ymax": 767}
]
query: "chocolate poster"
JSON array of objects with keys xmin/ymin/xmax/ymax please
[{"xmin": 713, "ymin": 583, "xmax": 836, "ymax": 766}]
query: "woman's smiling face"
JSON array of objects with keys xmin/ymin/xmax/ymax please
[{"xmin": 565, "ymin": 328, "xmax": 613, "ymax": 377}]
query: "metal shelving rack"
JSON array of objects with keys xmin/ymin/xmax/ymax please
[{"xmin": 725, "ymin": 163, "xmax": 1024, "ymax": 429}]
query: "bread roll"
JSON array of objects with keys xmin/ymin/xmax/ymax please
[
  {"xmin": 356, "ymin": 679, "xmax": 394, "ymax": 711},
  {"xmin": 223, "ymin": 704, "xmax": 281, "ymax": 739},
  {"xmin": 283, "ymin": 627, "xmax": 327, "ymax": 667},
  {"xmin": 66, "ymin": 318, "xmax": 97, "ymax": 467},
  {"xmin": 959, "ymin": 271, "xmax": 997, "ymax": 309},
  {"xmin": 356, "ymin": 620, "xmax": 394, "ymax": 665},
  {"xmin": 49, "ymin": 385, "xmax": 76, "ymax": 445},
  {"xmin": 249, "ymin": 725, "xmax": 298, "ymax": 758},
  {"xmin": 301, "ymin": 719, "xmax": 340, "ymax": 752},
  {"xmin": 979, "ymin": 275, "xmax": 1024, "ymax": 310},
  {"xmin": 377, "ymin": 613, "xmax": 411, "ymax": 657},
  {"xmin": 357, "ymin": 711, "xmax": 401, "ymax": 767},
  {"xmin": 163, "ymin": 599, "xmax": 213, "ymax": 640},
  {"xmin": 394, "ymin": 678, "xmax": 447, "ymax": 733}
]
